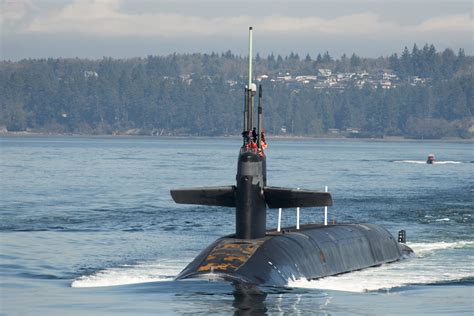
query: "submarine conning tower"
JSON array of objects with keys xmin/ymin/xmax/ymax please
[
  {"xmin": 236, "ymin": 27, "xmax": 267, "ymax": 239},
  {"xmin": 236, "ymin": 149, "xmax": 266, "ymax": 239}
]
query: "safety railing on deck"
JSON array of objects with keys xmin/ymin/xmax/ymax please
[{"xmin": 276, "ymin": 186, "xmax": 330, "ymax": 232}]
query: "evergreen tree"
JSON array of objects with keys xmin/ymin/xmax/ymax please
[
  {"xmin": 350, "ymin": 53, "xmax": 361, "ymax": 70},
  {"xmin": 389, "ymin": 53, "xmax": 400, "ymax": 72},
  {"xmin": 322, "ymin": 51, "xmax": 332, "ymax": 63},
  {"xmin": 400, "ymin": 46, "xmax": 411, "ymax": 78},
  {"xmin": 0, "ymin": 46, "xmax": 471, "ymax": 138},
  {"xmin": 316, "ymin": 53, "xmax": 323, "ymax": 63}
]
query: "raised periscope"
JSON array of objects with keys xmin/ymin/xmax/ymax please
[{"xmin": 170, "ymin": 27, "xmax": 413, "ymax": 287}]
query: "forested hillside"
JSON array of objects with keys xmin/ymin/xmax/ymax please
[{"xmin": 1, "ymin": 44, "xmax": 472, "ymax": 138}]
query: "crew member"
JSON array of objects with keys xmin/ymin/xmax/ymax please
[
  {"xmin": 250, "ymin": 140, "xmax": 258, "ymax": 152},
  {"xmin": 261, "ymin": 129, "xmax": 267, "ymax": 149},
  {"xmin": 252, "ymin": 128, "xmax": 257, "ymax": 143},
  {"xmin": 242, "ymin": 130, "xmax": 250, "ymax": 145}
]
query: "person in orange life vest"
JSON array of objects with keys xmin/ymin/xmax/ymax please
[
  {"xmin": 250, "ymin": 140, "xmax": 258, "ymax": 152},
  {"xmin": 261, "ymin": 129, "xmax": 267, "ymax": 149}
]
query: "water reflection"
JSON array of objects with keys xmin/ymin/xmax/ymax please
[
  {"xmin": 139, "ymin": 279, "xmax": 330, "ymax": 315},
  {"xmin": 232, "ymin": 283, "xmax": 268, "ymax": 315},
  {"xmin": 100, "ymin": 274, "xmax": 346, "ymax": 315},
  {"xmin": 232, "ymin": 283, "xmax": 334, "ymax": 316}
]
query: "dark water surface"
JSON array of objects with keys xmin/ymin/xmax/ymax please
[{"xmin": 1, "ymin": 136, "xmax": 473, "ymax": 315}]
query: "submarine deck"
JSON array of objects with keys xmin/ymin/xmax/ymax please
[{"xmin": 176, "ymin": 222, "xmax": 412, "ymax": 286}]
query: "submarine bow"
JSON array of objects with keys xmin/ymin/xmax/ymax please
[{"xmin": 175, "ymin": 223, "xmax": 410, "ymax": 286}]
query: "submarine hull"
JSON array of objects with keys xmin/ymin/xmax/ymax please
[{"xmin": 176, "ymin": 223, "xmax": 413, "ymax": 286}]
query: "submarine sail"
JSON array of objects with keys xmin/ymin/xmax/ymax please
[{"xmin": 171, "ymin": 27, "xmax": 412, "ymax": 286}]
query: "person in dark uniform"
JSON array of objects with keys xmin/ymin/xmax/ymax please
[
  {"xmin": 242, "ymin": 130, "xmax": 250, "ymax": 144},
  {"xmin": 252, "ymin": 128, "xmax": 257, "ymax": 143}
]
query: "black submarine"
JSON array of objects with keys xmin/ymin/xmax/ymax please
[{"xmin": 171, "ymin": 27, "xmax": 413, "ymax": 287}]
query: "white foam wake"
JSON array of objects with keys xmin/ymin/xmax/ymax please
[
  {"xmin": 408, "ymin": 240, "xmax": 473, "ymax": 255},
  {"xmin": 394, "ymin": 160, "xmax": 462, "ymax": 164},
  {"xmin": 288, "ymin": 240, "xmax": 474, "ymax": 293},
  {"xmin": 394, "ymin": 160, "xmax": 426, "ymax": 164},
  {"xmin": 71, "ymin": 259, "xmax": 187, "ymax": 288},
  {"xmin": 72, "ymin": 241, "xmax": 474, "ymax": 290}
]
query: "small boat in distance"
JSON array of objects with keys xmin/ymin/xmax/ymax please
[{"xmin": 427, "ymin": 154, "xmax": 436, "ymax": 164}]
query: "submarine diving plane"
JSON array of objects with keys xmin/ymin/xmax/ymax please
[{"xmin": 171, "ymin": 27, "xmax": 413, "ymax": 287}]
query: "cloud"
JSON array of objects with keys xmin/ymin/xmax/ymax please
[
  {"xmin": 16, "ymin": 0, "xmax": 247, "ymax": 37},
  {"xmin": 416, "ymin": 14, "xmax": 473, "ymax": 32},
  {"xmin": 258, "ymin": 13, "xmax": 403, "ymax": 34},
  {"xmin": 1, "ymin": 0, "xmax": 39, "ymax": 27},
  {"xmin": 3, "ymin": 0, "xmax": 473, "ymax": 38}
]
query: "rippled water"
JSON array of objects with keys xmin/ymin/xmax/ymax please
[{"xmin": 1, "ymin": 136, "xmax": 473, "ymax": 315}]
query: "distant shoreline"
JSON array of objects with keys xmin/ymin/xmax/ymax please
[{"xmin": 1, "ymin": 131, "xmax": 472, "ymax": 142}]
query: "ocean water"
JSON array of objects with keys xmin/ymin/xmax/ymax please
[{"xmin": 0, "ymin": 136, "xmax": 472, "ymax": 315}]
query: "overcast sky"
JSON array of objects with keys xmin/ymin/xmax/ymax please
[{"xmin": 1, "ymin": 0, "xmax": 472, "ymax": 60}]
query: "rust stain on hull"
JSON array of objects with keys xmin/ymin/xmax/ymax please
[{"xmin": 197, "ymin": 238, "xmax": 267, "ymax": 273}]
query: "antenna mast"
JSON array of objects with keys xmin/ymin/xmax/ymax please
[
  {"xmin": 243, "ymin": 27, "xmax": 256, "ymax": 140},
  {"xmin": 248, "ymin": 27, "xmax": 253, "ymax": 89}
]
